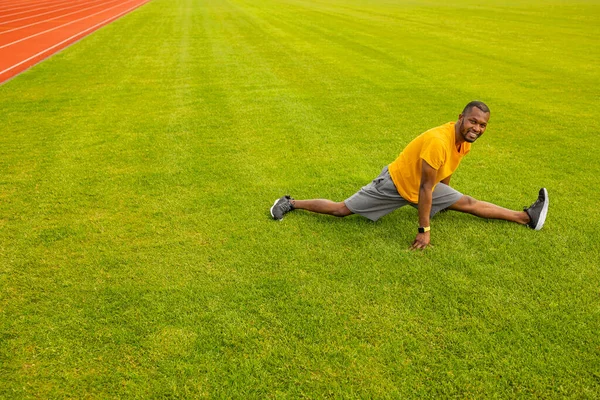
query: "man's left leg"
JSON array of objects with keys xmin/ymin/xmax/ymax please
[
  {"xmin": 447, "ymin": 188, "xmax": 549, "ymax": 230},
  {"xmin": 448, "ymin": 196, "xmax": 529, "ymax": 224}
]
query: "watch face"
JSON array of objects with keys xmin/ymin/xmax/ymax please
[{"xmin": 418, "ymin": 227, "xmax": 425, "ymax": 233}]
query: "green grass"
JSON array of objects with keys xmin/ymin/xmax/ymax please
[{"xmin": 1, "ymin": 0, "xmax": 599, "ymax": 397}]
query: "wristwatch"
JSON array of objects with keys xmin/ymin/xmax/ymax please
[{"xmin": 418, "ymin": 226, "xmax": 431, "ymax": 233}]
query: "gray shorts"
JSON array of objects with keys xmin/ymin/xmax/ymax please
[{"xmin": 344, "ymin": 166, "xmax": 463, "ymax": 221}]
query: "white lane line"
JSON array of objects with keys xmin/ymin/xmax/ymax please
[
  {"xmin": 0, "ymin": 0, "xmax": 64, "ymax": 12},
  {"xmin": 0, "ymin": 0, "xmax": 109, "ymax": 26},
  {"xmin": 0, "ymin": 0, "xmax": 149, "ymax": 78},
  {"xmin": 0, "ymin": 0, "xmax": 88, "ymax": 18},
  {"xmin": 0, "ymin": 0, "xmax": 74, "ymax": 13},
  {"xmin": 0, "ymin": 0, "xmax": 52, "ymax": 5},
  {"xmin": 0, "ymin": 0, "xmax": 123, "ymax": 32},
  {"xmin": 0, "ymin": 0, "xmax": 45, "ymax": 8},
  {"xmin": 0, "ymin": 0, "xmax": 91, "ymax": 18},
  {"xmin": 0, "ymin": 0, "xmax": 139, "ymax": 49},
  {"xmin": 0, "ymin": 0, "xmax": 80, "ymax": 12}
]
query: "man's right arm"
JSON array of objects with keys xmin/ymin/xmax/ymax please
[{"xmin": 410, "ymin": 160, "xmax": 438, "ymax": 250}]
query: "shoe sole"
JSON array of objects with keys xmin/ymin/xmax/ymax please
[
  {"xmin": 270, "ymin": 198, "xmax": 282, "ymax": 220},
  {"xmin": 533, "ymin": 188, "xmax": 549, "ymax": 231}
]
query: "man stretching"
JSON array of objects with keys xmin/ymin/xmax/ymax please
[{"xmin": 270, "ymin": 101, "xmax": 549, "ymax": 250}]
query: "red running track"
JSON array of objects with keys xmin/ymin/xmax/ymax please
[{"xmin": 0, "ymin": 0, "xmax": 151, "ymax": 84}]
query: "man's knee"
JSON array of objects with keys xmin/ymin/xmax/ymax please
[
  {"xmin": 332, "ymin": 202, "xmax": 352, "ymax": 217},
  {"xmin": 450, "ymin": 195, "xmax": 478, "ymax": 212},
  {"xmin": 463, "ymin": 195, "xmax": 478, "ymax": 209}
]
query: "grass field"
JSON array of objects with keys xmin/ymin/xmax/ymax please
[{"xmin": 1, "ymin": 0, "xmax": 599, "ymax": 397}]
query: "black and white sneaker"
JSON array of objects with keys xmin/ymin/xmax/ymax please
[
  {"xmin": 270, "ymin": 195, "xmax": 295, "ymax": 220},
  {"xmin": 524, "ymin": 188, "xmax": 549, "ymax": 230}
]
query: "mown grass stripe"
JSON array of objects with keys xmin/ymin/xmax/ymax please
[{"xmin": 0, "ymin": 0, "xmax": 598, "ymax": 397}]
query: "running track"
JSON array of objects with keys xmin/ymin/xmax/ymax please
[{"xmin": 0, "ymin": 0, "xmax": 151, "ymax": 84}]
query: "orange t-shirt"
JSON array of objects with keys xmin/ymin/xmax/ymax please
[{"xmin": 388, "ymin": 122, "xmax": 470, "ymax": 203}]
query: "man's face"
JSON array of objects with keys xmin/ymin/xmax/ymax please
[{"xmin": 458, "ymin": 107, "xmax": 490, "ymax": 143}]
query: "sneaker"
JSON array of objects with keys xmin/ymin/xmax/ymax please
[
  {"xmin": 270, "ymin": 195, "xmax": 295, "ymax": 220},
  {"xmin": 524, "ymin": 188, "xmax": 549, "ymax": 230}
]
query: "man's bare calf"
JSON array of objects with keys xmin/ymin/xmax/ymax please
[
  {"xmin": 449, "ymin": 195, "xmax": 530, "ymax": 225},
  {"xmin": 292, "ymin": 199, "xmax": 353, "ymax": 217}
]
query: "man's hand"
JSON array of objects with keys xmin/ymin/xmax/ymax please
[
  {"xmin": 412, "ymin": 159, "xmax": 437, "ymax": 251},
  {"xmin": 410, "ymin": 231, "xmax": 431, "ymax": 250}
]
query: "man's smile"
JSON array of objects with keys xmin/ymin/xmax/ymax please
[{"xmin": 466, "ymin": 130, "xmax": 479, "ymax": 141}]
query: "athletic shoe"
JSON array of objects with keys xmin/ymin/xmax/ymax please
[
  {"xmin": 270, "ymin": 195, "xmax": 295, "ymax": 220},
  {"xmin": 524, "ymin": 188, "xmax": 549, "ymax": 230}
]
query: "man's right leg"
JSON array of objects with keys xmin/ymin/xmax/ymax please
[
  {"xmin": 292, "ymin": 199, "xmax": 353, "ymax": 217},
  {"xmin": 270, "ymin": 166, "xmax": 406, "ymax": 221},
  {"xmin": 270, "ymin": 196, "xmax": 352, "ymax": 220}
]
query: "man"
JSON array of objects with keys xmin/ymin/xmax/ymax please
[{"xmin": 270, "ymin": 101, "xmax": 549, "ymax": 250}]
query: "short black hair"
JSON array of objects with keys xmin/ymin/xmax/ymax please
[{"xmin": 462, "ymin": 101, "xmax": 490, "ymax": 115}]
